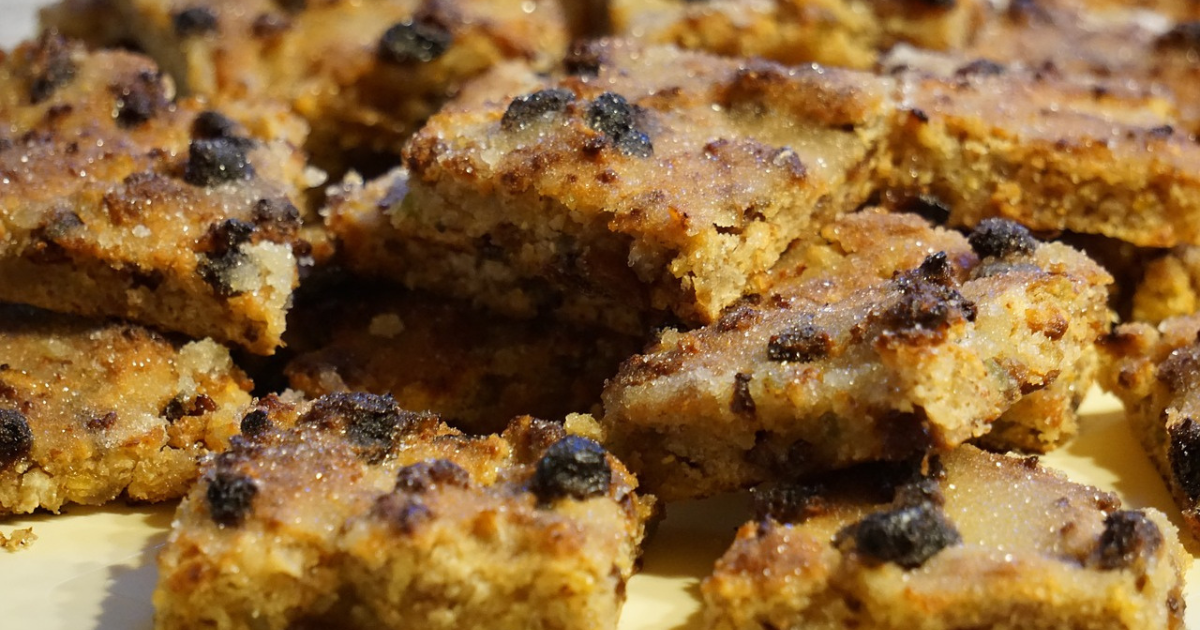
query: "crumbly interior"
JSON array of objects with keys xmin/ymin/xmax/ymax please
[{"xmin": 703, "ymin": 446, "xmax": 1190, "ymax": 630}]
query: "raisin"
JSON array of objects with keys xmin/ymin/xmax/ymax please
[
  {"xmin": 378, "ymin": 20, "xmax": 452, "ymax": 64},
  {"xmin": 501, "ymin": 88, "xmax": 576, "ymax": 131},
  {"xmin": 192, "ymin": 111, "xmax": 239, "ymax": 140},
  {"xmin": 300, "ymin": 393, "xmax": 416, "ymax": 456},
  {"xmin": 161, "ymin": 394, "xmax": 216, "ymax": 422},
  {"xmin": 731, "ymin": 372, "xmax": 756, "ymax": 415},
  {"xmin": 532, "ymin": 435, "xmax": 612, "ymax": 503},
  {"xmin": 1169, "ymin": 418, "xmax": 1200, "ymax": 503},
  {"xmin": 112, "ymin": 70, "xmax": 168, "ymax": 128},
  {"xmin": 752, "ymin": 482, "xmax": 828, "ymax": 524},
  {"xmin": 198, "ymin": 251, "xmax": 246, "ymax": 297},
  {"xmin": 394, "ymin": 459, "xmax": 471, "ymax": 493},
  {"xmin": 206, "ymin": 469, "xmax": 257, "ymax": 526},
  {"xmin": 586, "ymin": 92, "xmax": 653, "ymax": 157},
  {"xmin": 184, "ymin": 138, "xmax": 256, "ymax": 186},
  {"xmin": 28, "ymin": 37, "xmax": 77, "ymax": 104},
  {"xmin": 835, "ymin": 502, "xmax": 961, "ymax": 568},
  {"xmin": 955, "ymin": 59, "xmax": 1005, "ymax": 77},
  {"xmin": 371, "ymin": 494, "xmax": 433, "ymax": 533},
  {"xmin": 0, "ymin": 408, "xmax": 33, "ymax": 467},
  {"xmin": 767, "ymin": 321, "xmax": 832, "ymax": 362},
  {"xmin": 251, "ymin": 198, "xmax": 301, "ymax": 241},
  {"xmin": 239, "ymin": 409, "xmax": 271, "ymax": 436},
  {"xmin": 173, "ymin": 7, "xmax": 219, "ymax": 37},
  {"xmin": 205, "ymin": 218, "xmax": 256, "ymax": 256},
  {"xmin": 967, "ymin": 218, "xmax": 1037, "ymax": 259},
  {"xmin": 1094, "ymin": 510, "xmax": 1163, "ymax": 570},
  {"xmin": 879, "ymin": 254, "xmax": 977, "ymax": 333}
]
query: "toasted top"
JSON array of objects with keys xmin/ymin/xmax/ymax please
[
  {"xmin": 0, "ymin": 303, "xmax": 251, "ymax": 479},
  {"xmin": 403, "ymin": 39, "xmax": 893, "ymax": 253}
]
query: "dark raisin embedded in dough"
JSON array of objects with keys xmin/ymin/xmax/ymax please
[
  {"xmin": 954, "ymin": 59, "xmax": 1005, "ymax": 77},
  {"xmin": 731, "ymin": 372, "xmax": 756, "ymax": 415},
  {"xmin": 301, "ymin": 392, "xmax": 416, "ymax": 456},
  {"xmin": 752, "ymin": 482, "xmax": 828, "ymax": 524},
  {"xmin": 378, "ymin": 20, "xmax": 453, "ymax": 65},
  {"xmin": 198, "ymin": 252, "xmax": 246, "ymax": 298},
  {"xmin": 206, "ymin": 218, "xmax": 256, "ymax": 256},
  {"xmin": 1094, "ymin": 510, "xmax": 1163, "ymax": 570},
  {"xmin": 768, "ymin": 321, "xmax": 832, "ymax": 362},
  {"xmin": 586, "ymin": 92, "xmax": 653, "ymax": 158},
  {"xmin": 968, "ymin": 218, "xmax": 1037, "ymax": 259},
  {"xmin": 371, "ymin": 494, "xmax": 433, "ymax": 534},
  {"xmin": 501, "ymin": 88, "xmax": 576, "ymax": 131},
  {"xmin": 1168, "ymin": 418, "xmax": 1200, "ymax": 503},
  {"xmin": 184, "ymin": 138, "xmax": 256, "ymax": 186},
  {"xmin": 835, "ymin": 502, "xmax": 961, "ymax": 569},
  {"xmin": 173, "ymin": 7, "xmax": 219, "ymax": 37},
  {"xmin": 112, "ymin": 70, "xmax": 169, "ymax": 128},
  {"xmin": 395, "ymin": 459, "xmax": 471, "ymax": 493},
  {"xmin": 532, "ymin": 435, "xmax": 612, "ymax": 503},
  {"xmin": 192, "ymin": 111, "xmax": 239, "ymax": 140},
  {"xmin": 880, "ymin": 254, "xmax": 977, "ymax": 333},
  {"xmin": 239, "ymin": 409, "xmax": 271, "ymax": 436},
  {"xmin": 0, "ymin": 408, "xmax": 33, "ymax": 468},
  {"xmin": 29, "ymin": 35, "xmax": 77, "ymax": 104},
  {"xmin": 206, "ymin": 469, "xmax": 258, "ymax": 526},
  {"xmin": 251, "ymin": 197, "xmax": 301, "ymax": 234}
]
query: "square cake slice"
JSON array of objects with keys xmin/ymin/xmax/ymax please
[
  {"xmin": 703, "ymin": 445, "xmax": 1189, "ymax": 630},
  {"xmin": 41, "ymin": 0, "xmax": 569, "ymax": 169},
  {"xmin": 601, "ymin": 211, "xmax": 1112, "ymax": 500},
  {"xmin": 0, "ymin": 35, "xmax": 313, "ymax": 354},
  {"xmin": 610, "ymin": 0, "xmax": 986, "ymax": 70},
  {"xmin": 1101, "ymin": 313, "xmax": 1200, "ymax": 538},
  {"xmin": 339, "ymin": 40, "xmax": 893, "ymax": 334},
  {"xmin": 153, "ymin": 392, "xmax": 653, "ymax": 630},
  {"xmin": 0, "ymin": 303, "xmax": 252, "ymax": 515},
  {"xmin": 883, "ymin": 59, "xmax": 1200, "ymax": 248}
]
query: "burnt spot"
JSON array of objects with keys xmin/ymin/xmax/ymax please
[
  {"xmin": 751, "ymin": 482, "xmax": 828, "ymax": 524},
  {"xmin": 878, "ymin": 253, "xmax": 976, "ymax": 334},
  {"xmin": 371, "ymin": 494, "xmax": 433, "ymax": 534},
  {"xmin": 731, "ymin": 372, "xmax": 756, "ymax": 415},
  {"xmin": 768, "ymin": 320, "xmax": 832, "ymax": 363},
  {"xmin": 1093, "ymin": 510, "xmax": 1163, "ymax": 570},
  {"xmin": 28, "ymin": 35, "xmax": 77, "ymax": 104},
  {"xmin": 378, "ymin": 20, "xmax": 453, "ymax": 65},
  {"xmin": 161, "ymin": 394, "xmax": 217, "ymax": 422},
  {"xmin": 954, "ymin": 59, "xmax": 1005, "ymax": 78},
  {"xmin": 239, "ymin": 409, "xmax": 272, "ymax": 436},
  {"xmin": 184, "ymin": 138, "xmax": 256, "ymax": 186},
  {"xmin": 173, "ymin": 7, "xmax": 219, "ymax": 37},
  {"xmin": 206, "ymin": 469, "xmax": 258, "ymax": 526},
  {"xmin": 501, "ymin": 88, "xmax": 576, "ymax": 131},
  {"xmin": 192, "ymin": 111, "xmax": 239, "ymax": 140},
  {"xmin": 586, "ymin": 92, "xmax": 653, "ymax": 158},
  {"xmin": 1158, "ymin": 22, "xmax": 1200, "ymax": 50},
  {"xmin": 968, "ymin": 218, "xmax": 1037, "ymax": 259},
  {"xmin": 898, "ymin": 194, "xmax": 951, "ymax": 224},
  {"xmin": 300, "ymin": 393, "xmax": 417, "ymax": 457},
  {"xmin": 112, "ymin": 70, "xmax": 169, "ymax": 128},
  {"xmin": 834, "ymin": 502, "xmax": 961, "ymax": 569},
  {"xmin": 0, "ymin": 408, "xmax": 33, "ymax": 467},
  {"xmin": 1168, "ymin": 418, "xmax": 1200, "ymax": 504},
  {"xmin": 394, "ymin": 459, "xmax": 471, "ymax": 493},
  {"xmin": 532, "ymin": 435, "xmax": 612, "ymax": 503}
]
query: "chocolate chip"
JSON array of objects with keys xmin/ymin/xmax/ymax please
[
  {"xmin": 0, "ymin": 408, "xmax": 33, "ymax": 467},
  {"xmin": 835, "ymin": 502, "xmax": 961, "ymax": 568},
  {"xmin": 378, "ymin": 20, "xmax": 452, "ymax": 65},
  {"xmin": 173, "ymin": 7, "xmax": 219, "ymax": 37},
  {"xmin": 532, "ymin": 435, "xmax": 612, "ymax": 503},
  {"xmin": 1094, "ymin": 510, "xmax": 1163, "ymax": 570},
  {"xmin": 112, "ymin": 70, "xmax": 168, "ymax": 128},
  {"xmin": 184, "ymin": 138, "xmax": 256, "ymax": 186},
  {"xmin": 586, "ymin": 92, "xmax": 653, "ymax": 157},
  {"xmin": 767, "ymin": 321, "xmax": 832, "ymax": 363},
  {"xmin": 239, "ymin": 409, "xmax": 271, "ymax": 436},
  {"xmin": 501, "ymin": 88, "xmax": 576, "ymax": 131},
  {"xmin": 206, "ymin": 469, "xmax": 257, "ymax": 526},
  {"xmin": 192, "ymin": 111, "xmax": 239, "ymax": 140},
  {"xmin": 395, "ymin": 459, "xmax": 471, "ymax": 493},
  {"xmin": 968, "ymin": 218, "xmax": 1037, "ymax": 259},
  {"xmin": 1169, "ymin": 418, "xmax": 1200, "ymax": 504}
]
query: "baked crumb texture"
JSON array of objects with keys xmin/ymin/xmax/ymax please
[
  {"xmin": 602, "ymin": 211, "xmax": 1113, "ymax": 500},
  {"xmin": 0, "ymin": 304, "xmax": 252, "ymax": 515},
  {"xmin": 0, "ymin": 35, "xmax": 309, "ymax": 354},
  {"xmin": 1101, "ymin": 313, "xmax": 1200, "ymax": 538},
  {"xmin": 610, "ymin": 0, "xmax": 987, "ymax": 69},
  {"xmin": 283, "ymin": 284, "xmax": 644, "ymax": 436},
  {"xmin": 154, "ymin": 392, "xmax": 653, "ymax": 630},
  {"xmin": 335, "ymin": 40, "xmax": 893, "ymax": 334},
  {"xmin": 1131, "ymin": 246, "xmax": 1200, "ymax": 324},
  {"xmin": 0, "ymin": 527, "xmax": 37, "ymax": 552},
  {"xmin": 703, "ymin": 445, "xmax": 1190, "ymax": 630},
  {"xmin": 41, "ymin": 0, "xmax": 569, "ymax": 168}
]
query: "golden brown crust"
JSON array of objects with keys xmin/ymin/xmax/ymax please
[
  {"xmin": 153, "ymin": 392, "xmax": 653, "ymax": 630},
  {"xmin": 0, "ymin": 35, "xmax": 310, "ymax": 353},
  {"xmin": 0, "ymin": 303, "xmax": 252, "ymax": 515},
  {"xmin": 703, "ymin": 446, "xmax": 1190, "ymax": 630}
]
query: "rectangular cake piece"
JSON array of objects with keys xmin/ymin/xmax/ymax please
[
  {"xmin": 883, "ymin": 59, "xmax": 1200, "ymax": 248},
  {"xmin": 41, "ymin": 0, "xmax": 569, "ymax": 170},
  {"xmin": 153, "ymin": 392, "xmax": 653, "ymax": 630},
  {"xmin": 601, "ymin": 210, "xmax": 1112, "ymax": 500},
  {"xmin": 703, "ymin": 445, "xmax": 1189, "ymax": 630},
  {"xmin": 610, "ymin": 0, "xmax": 986, "ymax": 70},
  {"xmin": 337, "ymin": 40, "xmax": 893, "ymax": 334},
  {"xmin": 0, "ymin": 35, "xmax": 312, "ymax": 354},
  {"xmin": 0, "ymin": 303, "xmax": 252, "ymax": 514}
]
